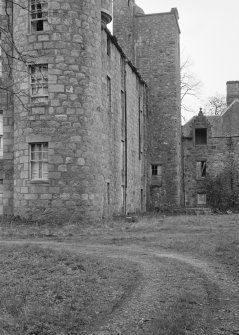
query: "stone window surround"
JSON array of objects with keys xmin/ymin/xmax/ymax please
[
  {"xmin": 30, "ymin": 0, "xmax": 48, "ymax": 32},
  {"xmin": 196, "ymin": 160, "xmax": 206, "ymax": 180},
  {"xmin": 151, "ymin": 164, "xmax": 161, "ymax": 176},
  {"xmin": 194, "ymin": 127, "xmax": 207, "ymax": 146},
  {"xmin": 107, "ymin": 75, "xmax": 111, "ymax": 109},
  {"xmin": 30, "ymin": 142, "xmax": 48, "ymax": 181},
  {"xmin": 30, "ymin": 64, "xmax": 48, "ymax": 104},
  {"xmin": 107, "ymin": 35, "xmax": 111, "ymax": 56},
  {"xmin": 197, "ymin": 193, "xmax": 206, "ymax": 205}
]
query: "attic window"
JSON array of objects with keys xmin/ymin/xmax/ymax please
[{"xmin": 195, "ymin": 128, "xmax": 207, "ymax": 146}]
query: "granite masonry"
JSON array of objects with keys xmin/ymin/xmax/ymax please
[{"xmin": 0, "ymin": 0, "xmax": 151, "ymax": 220}]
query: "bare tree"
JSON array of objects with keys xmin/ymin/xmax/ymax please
[
  {"xmin": 204, "ymin": 94, "xmax": 227, "ymax": 116},
  {"xmin": 180, "ymin": 58, "xmax": 202, "ymax": 114}
]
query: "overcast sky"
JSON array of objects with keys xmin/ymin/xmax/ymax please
[{"xmin": 127, "ymin": 1, "xmax": 239, "ymax": 121}]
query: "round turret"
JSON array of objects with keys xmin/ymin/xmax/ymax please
[
  {"xmin": 101, "ymin": 0, "xmax": 112, "ymax": 28},
  {"xmin": 12, "ymin": 0, "xmax": 105, "ymax": 221}
]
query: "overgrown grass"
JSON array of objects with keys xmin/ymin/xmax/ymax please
[{"xmin": 0, "ymin": 245, "xmax": 139, "ymax": 335}]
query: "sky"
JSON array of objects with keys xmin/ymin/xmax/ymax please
[{"xmin": 114, "ymin": 1, "xmax": 239, "ymax": 121}]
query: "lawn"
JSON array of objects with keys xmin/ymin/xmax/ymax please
[
  {"xmin": 0, "ymin": 244, "xmax": 139, "ymax": 335},
  {"xmin": 0, "ymin": 214, "xmax": 239, "ymax": 334}
]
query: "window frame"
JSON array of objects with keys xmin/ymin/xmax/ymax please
[
  {"xmin": 30, "ymin": 0, "xmax": 48, "ymax": 32},
  {"xmin": 196, "ymin": 160, "xmax": 207, "ymax": 180},
  {"xmin": 151, "ymin": 164, "xmax": 161, "ymax": 176},
  {"xmin": 151, "ymin": 164, "xmax": 162, "ymax": 186},
  {"xmin": 107, "ymin": 35, "xmax": 111, "ymax": 56},
  {"xmin": 30, "ymin": 142, "xmax": 48, "ymax": 180},
  {"xmin": 107, "ymin": 75, "xmax": 111, "ymax": 109},
  {"xmin": 30, "ymin": 64, "xmax": 48, "ymax": 104},
  {"xmin": 197, "ymin": 193, "xmax": 206, "ymax": 205},
  {"xmin": 195, "ymin": 128, "xmax": 207, "ymax": 146}
]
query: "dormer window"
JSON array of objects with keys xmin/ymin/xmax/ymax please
[{"xmin": 195, "ymin": 128, "xmax": 207, "ymax": 146}]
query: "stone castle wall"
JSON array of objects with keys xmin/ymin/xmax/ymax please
[
  {"xmin": 113, "ymin": 2, "xmax": 182, "ymax": 210},
  {"xmin": 0, "ymin": 1, "xmax": 14, "ymax": 216},
  {"xmin": 0, "ymin": 0, "xmax": 147, "ymax": 221}
]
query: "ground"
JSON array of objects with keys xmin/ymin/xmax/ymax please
[{"xmin": 0, "ymin": 214, "xmax": 239, "ymax": 334}]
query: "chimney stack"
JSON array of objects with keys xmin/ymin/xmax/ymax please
[{"xmin": 226, "ymin": 81, "xmax": 239, "ymax": 106}]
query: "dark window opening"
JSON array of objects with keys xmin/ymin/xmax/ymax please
[
  {"xmin": 107, "ymin": 182, "xmax": 110, "ymax": 205},
  {"xmin": 152, "ymin": 164, "xmax": 160, "ymax": 176},
  {"xmin": 195, "ymin": 128, "xmax": 207, "ymax": 145},
  {"xmin": 107, "ymin": 76, "xmax": 111, "ymax": 108},
  {"xmin": 196, "ymin": 161, "xmax": 206, "ymax": 179},
  {"xmin": 107, "ymin": 36, "xmax": 111, "ymax": 56},
  {"xmin": 31, "ymin": 0, "xmax": 48, "ymax": 32}
]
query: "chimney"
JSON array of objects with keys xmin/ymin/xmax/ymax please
[
  {"xmin": 226, "ymin": 81, "xmax": 239, "ymax": 106},
  {"xmin": 171, "ymin": 8, "xmax": 179, "ymax": 20}
]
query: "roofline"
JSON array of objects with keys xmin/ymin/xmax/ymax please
[
  {"xmin": 104, "ymin": 28, "xmax": 147, "ymax": 87},
  {"xmin": 134, "ymin": 11, "xmax": 181, "ymax": 34}
]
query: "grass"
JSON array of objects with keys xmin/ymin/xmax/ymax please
[
  {"xmin": 0, "ymin": 244, "xmax": 139, "ymax": 335},
  {"xmin": 0, "ymin": 213, "xmax": 239, "ymax": 334}
]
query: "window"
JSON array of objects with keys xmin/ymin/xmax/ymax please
[
  {"xmin": 0, "ymin": 111, "xmax": 3, "ymax": 157},
  {"xmin": 107, "ymin": 76, "xmax": 111, "ymax": 109},
  {"xmin": 152, "ymin": 164, "xmax": 161, "ymax": 176},
  {"xmin": 196, "ymin": 161, "xmax": 206, "ymax": 179},
  {"xmin": 30, "ymin": 0, "xmax": 48, "ymax": 32},
  {"xmin": 0, "ymin": 33, "xmax": 2, "ymax": 77},
  {"xmin": 121, "ymin": 140, "xmax": 125, "ymax": 172},
  {"xmin": 197, "ymin": 193, "xmax": 206, "ymax": 205},
  {"xmin": 120, "ymin": 57, "xmax": 125, "ymax": 88},
  {"xmin": 107, "ymin": 182, "xmax": 110, "ymax": 205},
  {"xmin": 0, "ymin": 0, "xmax": 4, "ymax": 15},
  {"xmin": 107, "ymin": 35, "xmax": 111, "ymax": 56},
  {"xmin": 151, "ymin": 164, "xmax": 162, "ymax": 186},
  {"xmin": 30, "ymin": 64, "xmax": 48, "ymax": 103},
  {"xmin": 195, "ymin": 128, "xmax": 207, "ymax": 145},
  {"xmin": 30, "ymin": 143, "xmax": 48, "ymax": 180}
]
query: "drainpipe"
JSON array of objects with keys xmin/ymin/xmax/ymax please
[{"xmin": 124, "ymin": 62, "xmax": 128, "ymax": 215}]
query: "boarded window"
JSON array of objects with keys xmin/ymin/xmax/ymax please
[
  {"xmin": 195, "ymin": 128, "xmax": 207, "ymax": 145},
  {"xmin": 151, "ymin": 164, "xmax": 162, "ymax": 186},
  {"xmin": 197, "ymin": 193, "xmax": 206, "ymax": 205},
  {"xmin": 196, "ymin": 161, "xmax": 206, "ymax": 179},
  {"xmin": 30, "ymin": 143, "xmax": 48, "ymax": 180}
]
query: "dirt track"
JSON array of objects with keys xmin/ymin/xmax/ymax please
[{"xmin": 1, "ymin": 239, "xmax": 239, "ymax": 334}]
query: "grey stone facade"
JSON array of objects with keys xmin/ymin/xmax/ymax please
[
  {"xmin": 0, "ymin": 0, "xmax": 182, "ymax": 220},
  {"xmin": 114, "ymin": 0, "xmax": 182, "ymax": 210},
  {"xmin": 182, "ymin": 82, "xmax": 239, "ymax": 209}
]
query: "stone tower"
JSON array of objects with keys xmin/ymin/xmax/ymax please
[
  {"xmin": 114, "ymin": 1, "xmax": 182, "ymax": 209},
  {"xmin": 11, "ymin": 0, "xmax": 112, "ymax": 221}
]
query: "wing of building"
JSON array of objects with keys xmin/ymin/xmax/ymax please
[{"xmin": 182, "ymin": 82, "xmax": 239, "ymax": 210}]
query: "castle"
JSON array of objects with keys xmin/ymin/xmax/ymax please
[
  {"xmin": 2, "ymin": 0, "xmax": 237, "ymax": 220},
  {"xmin": 0, "ymin": 0, "xmax": 182, "ymax": 220}
]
